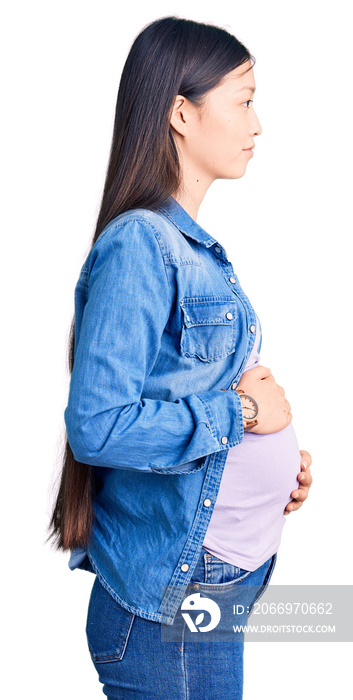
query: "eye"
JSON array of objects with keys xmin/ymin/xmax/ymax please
[{"xmin": 242, "ymin": 99, "xmax": 253, "ymax": 108}]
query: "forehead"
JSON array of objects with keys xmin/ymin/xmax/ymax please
[{"xmin": 219, "ymin": 61, "xmax": 255, "ymax": 91}]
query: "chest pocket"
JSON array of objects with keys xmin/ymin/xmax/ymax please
[{"xmin": 180, "ymin": 296, "xmax": 237, "ymax": 362}]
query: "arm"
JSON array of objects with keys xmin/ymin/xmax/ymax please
[{"xmin": 64, "ymin": 218, "xmax": 244, "ymax": 474}]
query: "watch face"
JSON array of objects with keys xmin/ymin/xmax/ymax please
[{"xmin": 240, "ymin": 394, "xmax": 258, "ymax": 419}]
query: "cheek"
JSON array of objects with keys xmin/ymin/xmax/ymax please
[
  {"xmin": 188, "ymin": 111, "xmax": 245, "ymax": 173},
  {"xmin": 209, "ymin": 119, "xmax": 243, "ymax": 160}
]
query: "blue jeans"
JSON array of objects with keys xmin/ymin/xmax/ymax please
[{"xmin": 86, "ymin": 547, "xmax": 277, "ymax": 699}]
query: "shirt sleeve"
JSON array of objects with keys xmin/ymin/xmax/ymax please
[{"xmin": 64, "ymin": 218, "xmax": 244, "ymax": 474}]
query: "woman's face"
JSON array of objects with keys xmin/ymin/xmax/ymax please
[{"xmin": 172, "ymin": 60, "xmax": 262, "ymax": 184}]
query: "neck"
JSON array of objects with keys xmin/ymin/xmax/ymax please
[{"xmin": 172, "ymin": 156, "xmax": 214, "ymax": 221}]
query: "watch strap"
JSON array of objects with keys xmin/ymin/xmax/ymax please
[{"xmin": 243, "ymin": 418, "xmax": 258, "ymax": 431}]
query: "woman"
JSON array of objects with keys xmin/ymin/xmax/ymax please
[{"xmin": 48, "ymin": 16, "xmax": 313, "ymax": 699}]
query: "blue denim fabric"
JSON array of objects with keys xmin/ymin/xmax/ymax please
[
  {"xmin": 85, "ymin": 546, "xmax": 277, "ymax": 699},
  {"xmin": 65, "ymin": 196, "xmax": 263, "ymax": 625}
]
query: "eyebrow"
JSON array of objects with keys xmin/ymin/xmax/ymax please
[{"xmin": 238, "ymin": 86, "xmax": 256, "ymax": 94}]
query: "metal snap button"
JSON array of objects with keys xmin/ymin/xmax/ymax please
[
  {"xmin": 203, "ymin": 498, "xmax": 212, "ymax": 507},
  {"xmin": 221, "ymin": 436, "xmax": 228, "ymax": 445},
  {"xmin": 226, "ymin": 312, "xmax": 233, "ymax": 320},
  {"xmin": 229, "ymin": 277, "xmax": 236, "ymax": 283},
  {"xmin": 250, "ymin": 324, "xmax": 256, "ymax": 333},
  {"xmin": 181, "ymin": 563, "xmax": 189, "ymax": 572},
  {"xmin": 215, "ymin": 246, "xmax": 222, "ymax": 253},
  {"xmin": 231, "ymin": 382, "xmax": 237, "ymax": 390}
]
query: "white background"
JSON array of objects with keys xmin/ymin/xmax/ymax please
[{"xmin": 2, "ymin": 0, "xmax": 352, "ymax": 697}]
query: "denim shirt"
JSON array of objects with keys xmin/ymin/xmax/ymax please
[{"xmin": 64, "ymin": 196, "xmax": 260, "ymax": 625}]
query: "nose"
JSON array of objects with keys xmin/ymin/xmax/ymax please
[{"xmin": 252, "ymin": 108, "xmax": 262, "ymax": 137}]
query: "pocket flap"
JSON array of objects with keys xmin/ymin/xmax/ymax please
[
  {"xmin": 179, "ymin": 296, "xmax": 237, "ymax": 362},
  {"xmin": 181, "ymin": 297, "xmax": 237, "ymax": 328}
]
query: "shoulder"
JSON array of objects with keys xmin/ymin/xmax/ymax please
[
  {"xmin": 75, "ymin": 208, "xmax": 181, "ymax": 290},
  {"xmin": 96, "ymin": 206, "xmax": 190, "ymax": 262},
  {"xmin": 84, "ymin": 209, "xmax": 178, "ymax": 282},
  {"xmin": 96, "ymin": 208, "xmax": 178, "ymax": 248}
]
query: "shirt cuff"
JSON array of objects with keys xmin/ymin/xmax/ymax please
[{"xmin": 197, "ymin": 388, "xmax": 244, "ymax": 448}]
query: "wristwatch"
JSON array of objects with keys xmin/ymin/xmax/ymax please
[
  {"xmin": 220, "ymin": 386, "xmax": 259, "ymax": 431},
  {"xmin": 235, "ymin": 389, "xmax": 259, "ymax": 431}
]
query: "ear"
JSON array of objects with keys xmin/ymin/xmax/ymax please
[{"xmin": 170, "ymin": 95, "xmax": 188, "ymax": 136}]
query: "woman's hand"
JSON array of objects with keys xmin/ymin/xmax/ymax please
[
  {"xmin": 284, "ymin": 450, "xmax": 313, "ymax": 515},
  {"xmin": 235, "ymin": 365, "xmax": 292, "ymax": 434}
]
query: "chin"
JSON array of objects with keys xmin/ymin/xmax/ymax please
[
  {"xmin": 220, "ymin": 168, "xmax": 247, "ymax": 180},
  {"xmin": 216, "ymin": 159, "xmax": 248, "ymax": 179}
]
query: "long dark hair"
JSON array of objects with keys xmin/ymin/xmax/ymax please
[{"xmin": 47, "ymin": 16, "xmax": 255, "ymax": 551}]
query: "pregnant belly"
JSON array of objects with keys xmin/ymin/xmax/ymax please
[{"xmin": 218, "ymin": 422, "xmax": 301, "ymax": 513}]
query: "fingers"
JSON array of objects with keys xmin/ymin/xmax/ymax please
[
  {"xmin": 252, "ymin": 365, "xmax": 272, "ymax": 379},
  {"xmin": 291, "ymin": 486, "xmax": 309, "ymax": 503},
  {"xmin": 283, "ymin": 398, "xmax": 292, "ymax": 425},
  {"xmin": 298, "ymin": 466, "xmax": 313, "ymax": 487},
  {"xmin": 284, "ymin": 500, "xmax": 303, "ymax": 515},
  {"xmin": 284, "ymin": 462, "xmax": 313, "ymax": 514},
  {"xmin": 284, "ymin": 488, "xmax": 307, "ymax": 514},
  {"xmin": 297, "ymin": 451, "xmax": 313, "ymax": 486},
  {"xmin": 299, "ymin": 450, "xmax": 312, "ymax": 469}
]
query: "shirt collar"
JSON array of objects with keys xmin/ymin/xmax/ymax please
[{"xmin": 157, "ymin": 196, "xmax": 219, "ymax": 249}]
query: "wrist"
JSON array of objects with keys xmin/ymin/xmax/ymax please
[{"xmin": 235, "ymin": 389, "xmax": 259, "ymax": 431}]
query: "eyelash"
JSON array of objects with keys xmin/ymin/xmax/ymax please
[{"xmin": 242, "ymin": 99, "xmax": 253, "ymax": 108}]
